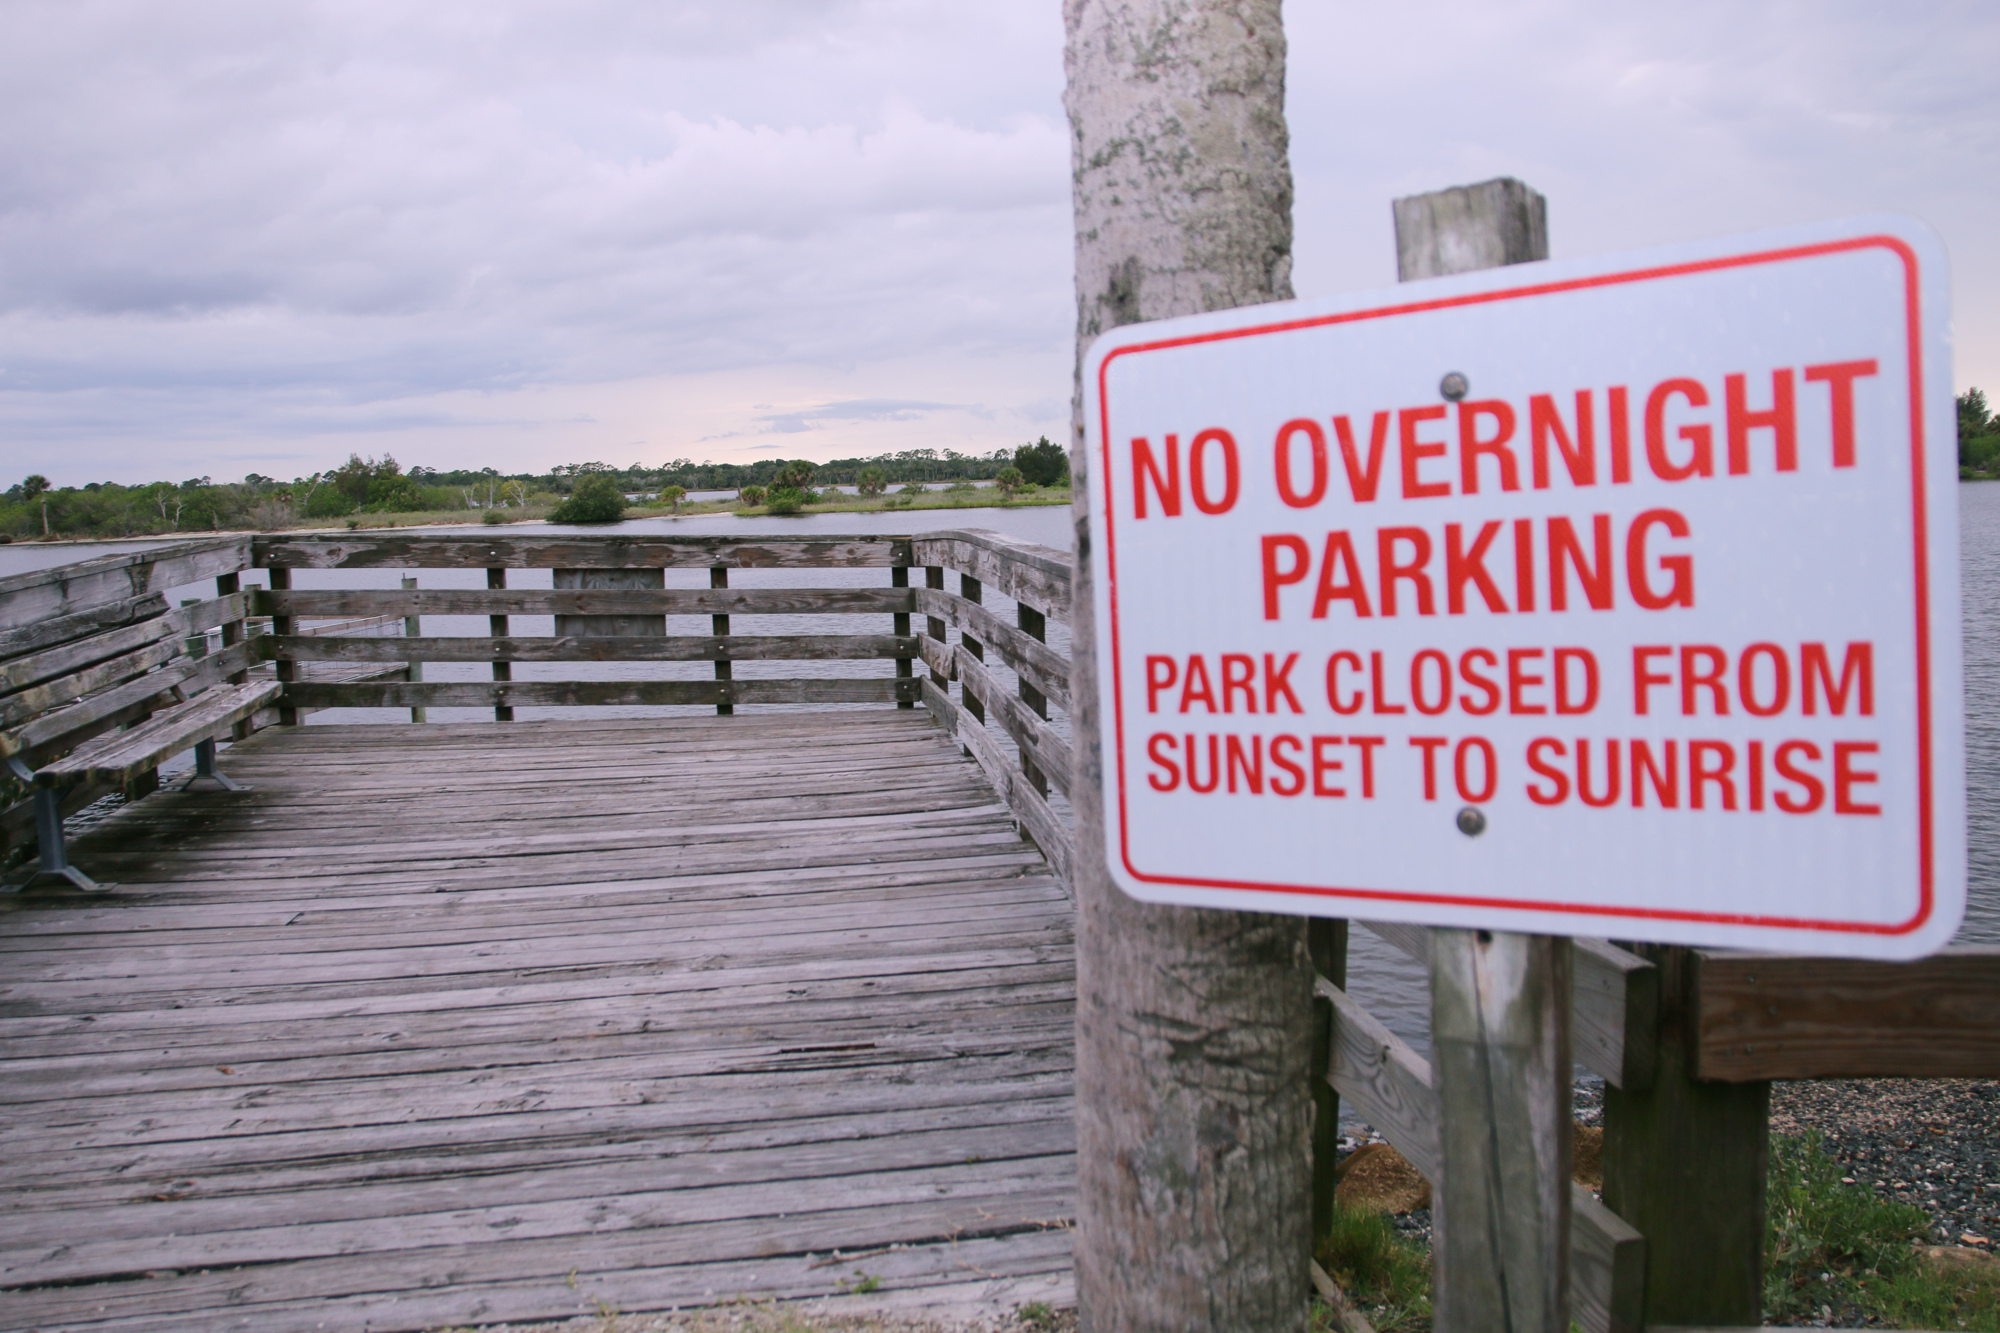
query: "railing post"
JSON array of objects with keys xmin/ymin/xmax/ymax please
[
  {"xmin": 1601, "ymin": 945, "xmax": 1768, "ymax": 1326},
  {"xmin": 924, "ymin": 566, "xmax": 948, "ymax": 690},
  {"xmin": 487, "ymin": 567, "xmax": 512, "ymax": 722},
  {"xmin": 711, "ymin": 566, "xmax": 733, "ymax": 716},
  {"xmin": 216, "ymin": 570, "xmax": 254, "ymax": 739},
  {"xmin": 1308, "ymin": 918, "xmax": 1348, "ymax": 1243},
  {"xmin": 891, "ymin": 565, "xmax": 913, "ymax": 709},
  {"xmin": 268, "ymin": 567, "xmax": 297, "ymax": 726},
  {"xmin": 1016, "ymin": 603, "xmax": 1048, "ymax": 796},
  {"xmin": 401, "ymin": 575, "xmax": 426, "ymax": 724},
  {"xmin": 959, "ymin": 574, "xmax": 985, "ymax": 726}
]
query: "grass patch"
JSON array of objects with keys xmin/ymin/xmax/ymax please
[
  {"xmin": 1313, "ymin": 1200, "xmax": 1431, "ymax": 1332},
  {"xmin": 1766, "ymin": 1129, "xmax": 2000, "ymax": 1329}
]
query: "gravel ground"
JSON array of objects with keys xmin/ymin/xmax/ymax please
[
  {"xmin": 1771, "ymin": 1077, "xmax": 2000, "ymax": 1249},
  {"xmin": 1349, "ymin": 1076, "xmax": 2000, "ymax": 1258}
]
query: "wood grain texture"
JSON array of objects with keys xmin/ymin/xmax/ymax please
[
  {"xmin": 909, "ymin": 531, "xmax": 1071, "ymax": 620},
  {"xmin": 261, "ymin": 587, "xmax": 914, "ymax": 618},
  {"xmin": 281, "ymin": 677, "xmax": 918, "ymax": 710},
  {"xmin": 267, "ymin": 633, "xmax": 920, "ymax": 663},
  {"xmin": 0, "ymin": 713, "xmax": 1074, "ymax": 1331},
  {"xmin": 1317, "ymin": 974, "xmax": 1642, "ymax": 1333},
  {"xmin": 253, "ymin": 534, "xmax": 911, "ymax": 570},
  {"xmin": 34, "ymin": 681, "xmax": 282, "ymax": 786},
  {"xmin": 1694, "ymin": 948, "xmax": 2000, "ymax": 1081},
  {"xmin": 911, "ymin": 585, "xmax": 1071, "ymax": 711},
  {"xmin": 921, "ymin": 678, "xmax": 1073, "ymax": 888},
  {"xmin": 0, "ymin": 536, "xmax": 251, "ymax": 630}
]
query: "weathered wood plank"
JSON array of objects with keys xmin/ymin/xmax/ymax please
[
  {"xmin": 910, "ymin": 530, "xmax": 1071, "ymax": 620},
  {"xmin": 36, "ymin": 681, "xmax": 281, "ymax": 786},
  {"xmin": 0, "ymin": 634, "xmax": 183, "ymax": 728},
  {"xmin": 0, "ymin": 613, "xmax": 175, "ymax": 693},
  {"xmin": 1361, "ymin": 922, "xmax": 1657, "ymax": 1090},
  {"xmin": 280, "ymin": 677, "xmax": 918, "ymax": 709},
  {"xmin": 260, "ymin": 586, "xmax": 914, "ymax": 618},
  {"xmin": 911, "ymin": 585, "xmax": 1071, "ymax": 711},
  {"xmin": 0, "ymin": 591, "xmax": 170, "ymax": 659},
  {"xmin": 253, "ymin": 534, "xmax": 912, "ymax": 569},
  {"xmin": 1318, "ymin": 974, "xmax": 1642, "ymax": 1333},
  {"xmin": 0, "ymin": 536, "xmax": 251, "ymax": 630},
  {"xmin": 268, "ymin": 632, "xmax": 920, "ymax": 663},
  {"xmin": 951, "ymin": 642, "xmax": 1071, "ymax": 795},
  {"xmin": 1694, "ymin": 947, "xmax": 2000, "ymax": 1080},
  {"xmin": 922, "ymin": 678, "xmax": 1073, "ymax": 887}
]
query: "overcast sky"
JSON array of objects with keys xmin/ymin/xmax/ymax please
[{"xmin": 4, "ymin": 0, "xmax": 1996, "ymax": 486}]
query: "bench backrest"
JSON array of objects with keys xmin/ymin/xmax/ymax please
[{"xmin": 0, "ymin": 539, "xmax": 255, "ymax": 848}]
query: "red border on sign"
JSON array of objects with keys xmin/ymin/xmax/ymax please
[{"xmin": 1095, "ymin": 235, "xmax": 1933, "ymax": 935}]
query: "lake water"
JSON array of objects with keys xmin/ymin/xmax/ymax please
[{"xmin": 8, "ymin": 488, "xmax": 1999, "ymax": 1055}]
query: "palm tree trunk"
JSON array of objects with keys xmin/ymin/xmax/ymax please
[{"xmin": 1064, "ymin": 3, "xmax": 1312, "ymax": 1328}]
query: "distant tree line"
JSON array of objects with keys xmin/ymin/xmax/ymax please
[{"xmin": 0, "ymin": 437, "xmax": 1069, "ymax": 539}]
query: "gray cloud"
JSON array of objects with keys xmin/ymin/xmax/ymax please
[{"xmin": 0, "ymin": 0, "xmax": 1995, "ymax": 480}]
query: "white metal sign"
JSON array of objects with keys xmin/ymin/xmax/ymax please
[{"xmin": 1083, "ymin": 216, "xmax": 1963, "ymax": 958}]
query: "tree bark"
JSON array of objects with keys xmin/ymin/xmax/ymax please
[{"xmin": 1065, "ymin": 3, "xmax": 1312, "ymax": 1329}]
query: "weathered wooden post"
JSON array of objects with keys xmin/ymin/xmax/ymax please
[
  {"xmin": 1394, "ymin": 178, "xmax": 1573, "ymax": 1333},
  {"xmin": 487, "ymin": 565, "xmax": 512, "ymax": 722},
  {"xmin": 401, "ymin": 575, "xmax": 426, "ymax": 724},
  {"xmin": 1066, "ymin": 1, "xmax": 1315, "ymax": 1327},
  {"xmin": 1601, "ymin": 945, "xmax": 1769, "ymax": 1324}
]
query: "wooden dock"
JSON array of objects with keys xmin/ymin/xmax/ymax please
[{"xmin": 0, "ymin": 713, "xmax": 1077, "ymax": 1332}]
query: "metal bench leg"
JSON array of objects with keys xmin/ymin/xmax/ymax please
[
  {"xmin": 13, "ymin": 784, "xmax": 106, "ymax": 893},
  {"xmin": 183, "ymin": 738, "xmax": 247, "ymax": 792}
]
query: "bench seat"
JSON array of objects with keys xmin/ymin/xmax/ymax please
[{"xmin": 35, "ymin": 680, "xmax": 281, "ymax": 788}]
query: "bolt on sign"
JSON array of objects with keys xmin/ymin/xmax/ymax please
[{"xmin": 1083, "ymin": 216, "xmax": 1964, "ymax": 958}]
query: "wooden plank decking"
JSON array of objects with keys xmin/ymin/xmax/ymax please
[{"xmin": 0, "ymin": 713, "xmax": 1076, "ymax": 1332}]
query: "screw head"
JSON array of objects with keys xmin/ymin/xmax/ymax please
[
  {"xmin": 1439, "ymin": 371, "xmax": 1469, "ymax": 402},
  {"xmin": 1456, "ymin": 806, "xmax": 1487, "ymax": 837}
]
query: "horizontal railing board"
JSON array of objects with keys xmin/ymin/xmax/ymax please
[
  {"xmin": 0, "ymin": 592, "xmax": 171, "ymax": 661},
  {"xmin": 0, "ymin": 537, "xmax": 250, "ymax": 632},
  {"xmin": 1361, "ymin": 922, "xmax": 1657, "ymax": 1090},
  {"xmin": 1318, "ymin": 973, "xmax": 1645, "ymax": 1333},
  {"xmin": 0, "ymin": 615, "xmax": 177, "ymax": 695},
  {"xmin": 260, "ymin": 588, "xmax": 914, "ymax": 618},
  {"xmin": 1695, "ymin": 947, "xmax": 2000, "ymax": 1081},
  {"xmin": 266, "ymin": 633, "xmax": 919, "ymax": 664},
  {"xmin": 253, "ymin": 535, "xmax": 913, "ymax": 570},
  {"xmin": 912, "ymin": 586, "xmax": 1071, "ymax": 712},
  {"xmin": 911, "ymin": 530, "xmax": 1072, "ymax": 621},
  {"xmin": 282, "ymin": 678, "xmax": 920, "ymax": 710},
  {"xmin": 948, "ymin": 644, "xmax": 1071, "ymax": 797},
  {"xmin": 921, "ymin": 678, "xmax": 1073, "ymax": 888}
]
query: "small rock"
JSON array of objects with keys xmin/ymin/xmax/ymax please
[
  {"xmin": 1923, "ymin": 1244, "xmax": 2000, "ymax": 1274},
  {"xmin": 1335, "ymin": 1142, "xmax": 1431, "ymax": 1215}
]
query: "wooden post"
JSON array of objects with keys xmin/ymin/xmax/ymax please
[
  {"xmin": 1430, "ymin": 929, "xmax": 1573, "ymax": 1331},
  {"xmin": 959, "ymin": 574, "xmax": 985, "ymax": 727},
  {"xmin": 1602, "ymin": 945, "xmax": 1769, "ymax": 1325},
  {"xmin": 1308, "ymin": 918, "xmax": 1349, "ymax": 1242},
  {"xmin": 268, "ymin": 566, "xmax": 297, "ymax": 726},
  {"xmin": 711, "ymin": 566, "xmax": 733, "ymax": 716},
  {"xmin": 1015, "ymin": 604, "xmax": 1049, "ymax": 795},
  {"xmin": 487, "ymin": 567, "xmax": 511, "ymax": 722},
  {"xmin": 891, "ymin": 565, "xmax": 913, "ymax": 710},
  {"xmin": 1066, "ymin": 2, "xmax": 1315, "ymax": 1327},
  {"xmin": 1392, "ymin": 177, "xmax": 1571, "ymax": 1332},
  {"xmin": 401, "ymin": 575, "xmax": 426, "ymax": 724},
  {"xmin": 924, "ymin": 567, "xmax": 947, "ymax": 689},
  {"xmin": 217, "ymin": 570, "xmax": 252, "ymax": 739}
]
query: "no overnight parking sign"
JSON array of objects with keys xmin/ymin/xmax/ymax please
[{"xmin": 1082, "ymin": 215, "xmax": 1965, "ymax": 957}]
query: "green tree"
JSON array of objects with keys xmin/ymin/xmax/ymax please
[
  {"xmin": 20, "ymin": 474, "xmax": 50, "ymax": 501},
  {"xmin": 659, "ymin": 484, "xmax": 687, "ymax": 512},
  {"xmin": 547, "ymin": 473, "xmax": 627, "ymax": 523},
  {"xmin": 857, "ymin": 466, "xmax": 889, "ymax": 498},
  {"xmin": 996, "ymin": 465, "xmax": 1025, "ymax": 497},
  {"xmin": 1014, "ymin": 437, "xmax": 1068, "ymax": 487},
  {"xmin": 738, "ymin": 484, "xmax": 766, "ymax": 506}
]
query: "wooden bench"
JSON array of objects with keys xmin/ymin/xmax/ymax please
[{"xmin": 1, "ymin": 538, "xmax": 265, "ymax": 890}]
